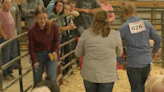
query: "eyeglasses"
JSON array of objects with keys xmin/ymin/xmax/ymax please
[
  {"xmin": 4, "ymin": 4, "xmax": 11, "ymax": 6},
  {"xmin": 56, "ymin": 5, "xmax": 63, "ymax": 7}
]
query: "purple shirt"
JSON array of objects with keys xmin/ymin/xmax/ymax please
[
  {"xmin": 27, "ymin": 22, "xmax": 60, "ymax": 64},
  {"xmin": 0, "ymin": 10, "xmax": 15, "ymax": 39}
]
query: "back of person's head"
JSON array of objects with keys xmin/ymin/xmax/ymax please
[
  {"xmin": 91, "ymin": 9, "xmax": 110, "ymax": 37},
  {"xmin": 67, "ymin": 0, "xmax": 75, "ymax": 5},
  {"xmin": 53, "ymin": 1, "xmax": 64, "ymax": 15},
  {"xmin": 124, "ymin": 2, "xmax": 136, "ymax": 15},
  {"xmin": 32, "ymin": 77, "xmax": 60, "ymax": 92}
]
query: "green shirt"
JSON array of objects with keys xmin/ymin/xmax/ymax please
[{"xmin": 48, "ymin": 12, "xmax": 63, "ymax": 28}]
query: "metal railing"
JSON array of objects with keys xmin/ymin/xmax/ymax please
[
  {"xmin": 0, "ymin": 13, "xmax": 78, "ymax": 92},
  {"xmin": 0, "ymin": 6, "xmax": 164, "ymax": 92}
]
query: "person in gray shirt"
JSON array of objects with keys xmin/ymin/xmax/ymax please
[
  {"xmin": 21, "ymin": 0, "xmax": 44, "ymax": 29},
  {"xmin": 75, "ymin": 10, "xmax": 123, "ymax": 92},
  {"xmin": 75, "ymin": 0, "xmax": 101, "ymax": 36}
]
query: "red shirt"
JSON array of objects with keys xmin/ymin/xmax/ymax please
[{"xmin": 27, "ymin": 22, "xmax": 60, "ymax": 64}]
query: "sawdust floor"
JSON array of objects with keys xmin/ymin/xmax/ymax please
[{"xmin": 60, "ymin": 63, "xmax": 164, "ymax": 92}]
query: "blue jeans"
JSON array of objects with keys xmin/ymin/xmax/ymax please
[
  {"xmin": 32, "ymin": 50, "xmax": 58, "ymax": 85},
  {"xmin": 127, "ymin": 64, "xmax": 150, "ymax": 92},
  {"xmin": 0, "ymin": 38, "xmax": 17, "ymax": 77},
  {"xmin": 83, "ymin": 80, "xmax": 114, "ymax": 92}
]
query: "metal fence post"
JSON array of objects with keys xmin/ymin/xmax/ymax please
[
  {"xmin": 0, "ymin": 50, "xmax": 3, "ymax": 92},
  {"xmin": 17, "ymin": 40, "xmax": 23, "ymax": 92},
  {"xmin": 161, "ymin": 12, "xmax": 164, "ymax": 68}
]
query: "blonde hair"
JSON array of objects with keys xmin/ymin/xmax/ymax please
[
  {"xmin": 34, "ymin": 7, "xmax": 51, "ymax": 35},
  {"xmin": 124, "ymin": 2, "xmax": 136, "ymax": 15},
  {"xmin": 64, "ymin": 4, "xmax": 69, "ymax": 9},
  {"xmin": 90, "ymin": 10, "xmax": 110, "ymax": 37}
]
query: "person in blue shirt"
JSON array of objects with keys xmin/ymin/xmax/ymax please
[
  {"xmin": 117, "ymin": 2, "xmax": 162, "ymax": 92},
  {"xmin": 46, "ymin": 0, "xmax": 55, "ymax": 15}
]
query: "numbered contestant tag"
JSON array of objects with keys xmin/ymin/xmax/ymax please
[{"xmin": 129, "ymin": 20, "xmax": 146, "ymax": 34}]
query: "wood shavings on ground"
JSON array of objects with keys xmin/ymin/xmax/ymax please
[{"xmin": 59, "ymin": 63, "xmax": 164, "ymax": 92}]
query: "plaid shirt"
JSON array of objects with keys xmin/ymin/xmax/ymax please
[{"xmin": 117, "ymin": 16, "xmax": 162, "ymax": 68}]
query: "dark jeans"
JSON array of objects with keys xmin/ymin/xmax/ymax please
[
  {"xmin": 127, "ymin": 64, "xmax": 150, "ymax": 92},
  {"xmin": 0, "ymin": 38, "xmax": 17, "ymax": 77},
  {"xmin": 32, "ymin": 50, "xmax": 58, "ymax": 85},
  {"xmin": 61, "ymin": 34, "xmax": 70, "ymax": 74},
  {"xmin": 83, "ymin": 80, "xmax": 114, "ymax": 92}
]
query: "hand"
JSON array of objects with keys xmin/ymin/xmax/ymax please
[
  {"xmin": 38, "ymin": 5, "xmax": 42, "ymax": 8},
  {"xmin": 121, "ymin": 62, "xmax": 126, "ymax": 70},
  {"xmin": 34, "ymin": 62, "xmax": 39, "ymax": 69},
  {"xmin": 69, "ymin": 15, "xmax": 73, "ymax": 19},
  {"xmin": 27, "ymin": 9, "xmax": 31, "ymax": 12},
  {"xmin": 68, "ymin": 25, "xmax": 77, "ymax": 30},
  {"xmin": 83, "ymin": 9, "xmax": 90, "ymax": 14},
  {"xmin": 151, "ymin": 53, "xmax": 156, "ymax": 60},
  {"xmin": 52, "ymin": 52, "xmax": 57, "ymax": 60},
  {"xmin": 3, "ymin": 36, "xmax": 7, "ymax": 40},
  {"xmin": 49, "ymin": 52, "xmax": 57, "ymax": 61},
  {"xmin": 89, "ymin": 9, "xmax": 96, "ymax": 14}
]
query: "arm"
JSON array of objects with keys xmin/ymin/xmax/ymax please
[
  {"xmin": 0, "ymin": 14, "xmax": 7, "ymax": 40},
  {"xmin": 89, "ymin": 7, "xmax": 101, "ymax": 14},
  {"xmin": 117, "ymin": 27, "xmax": 126, "ymax": 65},
  {"xmin": 116, "ymin": 31, "xmax": 123, "ymax": 57},
  {"xmin": 74, "ymin": 31, "xmax": 86, "ymax": 58},
  {"xmin": 39, "ymin": 0, "xmax": 44, "ymax": 8},
  {"xmin": 27, "ymin": 29, "xmax": 38, "ymax": 64},
  {"xmin": 74, "ymin": 8, "xmax": 90, "ymax": 14},
  {"xmin": 89, "ymin": 1, "xmax": 101, "ymax": 14},
  {"xmin": 58, "ymin": 25, "xmax": 77, "ymax": 32},
  {"xmin": 52, "ymin": 23, "xmax": 60, "ymax": 53},
  {"xmin": 149, "ymin": 23, "xmax": 162, "ymax": 54},
  {"xmin": 0, "ymin": 26, "xmax": 7, "ymax": 40},
  {"xmin": 16, "ymin": 4, "xmax": 22, "ymax": 34},
  {"xmin": 21, "ymin": 2, "xmax": 34, "ymax": 17},
  {"xmin": 109, "ymin": 6, "xmax": 115, "ymax": 23},
  {"xmin": 30, "ymin": 0, "xmax": 44, "ymax": 13}
]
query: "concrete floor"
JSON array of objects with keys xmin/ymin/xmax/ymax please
[{"xmin": 2, "ymin": 51, "xmax": 33, "ymax": 92}]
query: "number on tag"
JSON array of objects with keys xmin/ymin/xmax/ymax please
[{"xmin": 129, "ymin": 20, "xmax": 146, "ymax": 34}]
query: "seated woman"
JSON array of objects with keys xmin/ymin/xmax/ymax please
[
  {"xmin": 74, "ymin": 10, "xmax": 123, "ymax": 92},
  {"xmin": 98, "ymin": 0, "xmax": 115, "ymax": 23},
  {"xmin": 27, "ymin": 7, "xmax": 60, "ymax": 85}
]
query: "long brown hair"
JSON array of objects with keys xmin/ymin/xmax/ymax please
[
  {"xmin": 90, "ymin": 10, "xmax": 110, "ymax": 37},
  {"xmin": 34, "ymin": 7, "xmax": 51, "ymax": 35}
]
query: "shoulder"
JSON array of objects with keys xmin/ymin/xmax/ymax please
[
  {"xmin": 81, "ymin": 28, "xmax": 92, "ymax": 37},
  {"xmin": 51, "ymin": 22, "xmax": 58, "ymax": 28},
  {"xmin": 110, "ymin": 29, "xmax": 120, "ymax": 35},
  {"xmin": 0, "ymin": 11, "xmax": 4, "ymax": 17},
  {"xmin": 48, "ymin": 13, "xmax": 56, "ymax": 18},
  {"xmin": 0, "ymin": 10, "xmax": 3, "ymax": 14},
  {"xmin": 143, "ymin": 20, "xmax": 151, "ymax": 26},
  {"xmin": 28, "ymin": 23, "xmax": 37, "ymax": 33},
  {"xmin": 118, "ymin": 22, "xmax": 129, "ymax": 31}
]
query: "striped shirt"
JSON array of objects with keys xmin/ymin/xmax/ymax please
[{"xmin": 117, "ymin": 16, "xmax": 162, "ymax": 68}]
